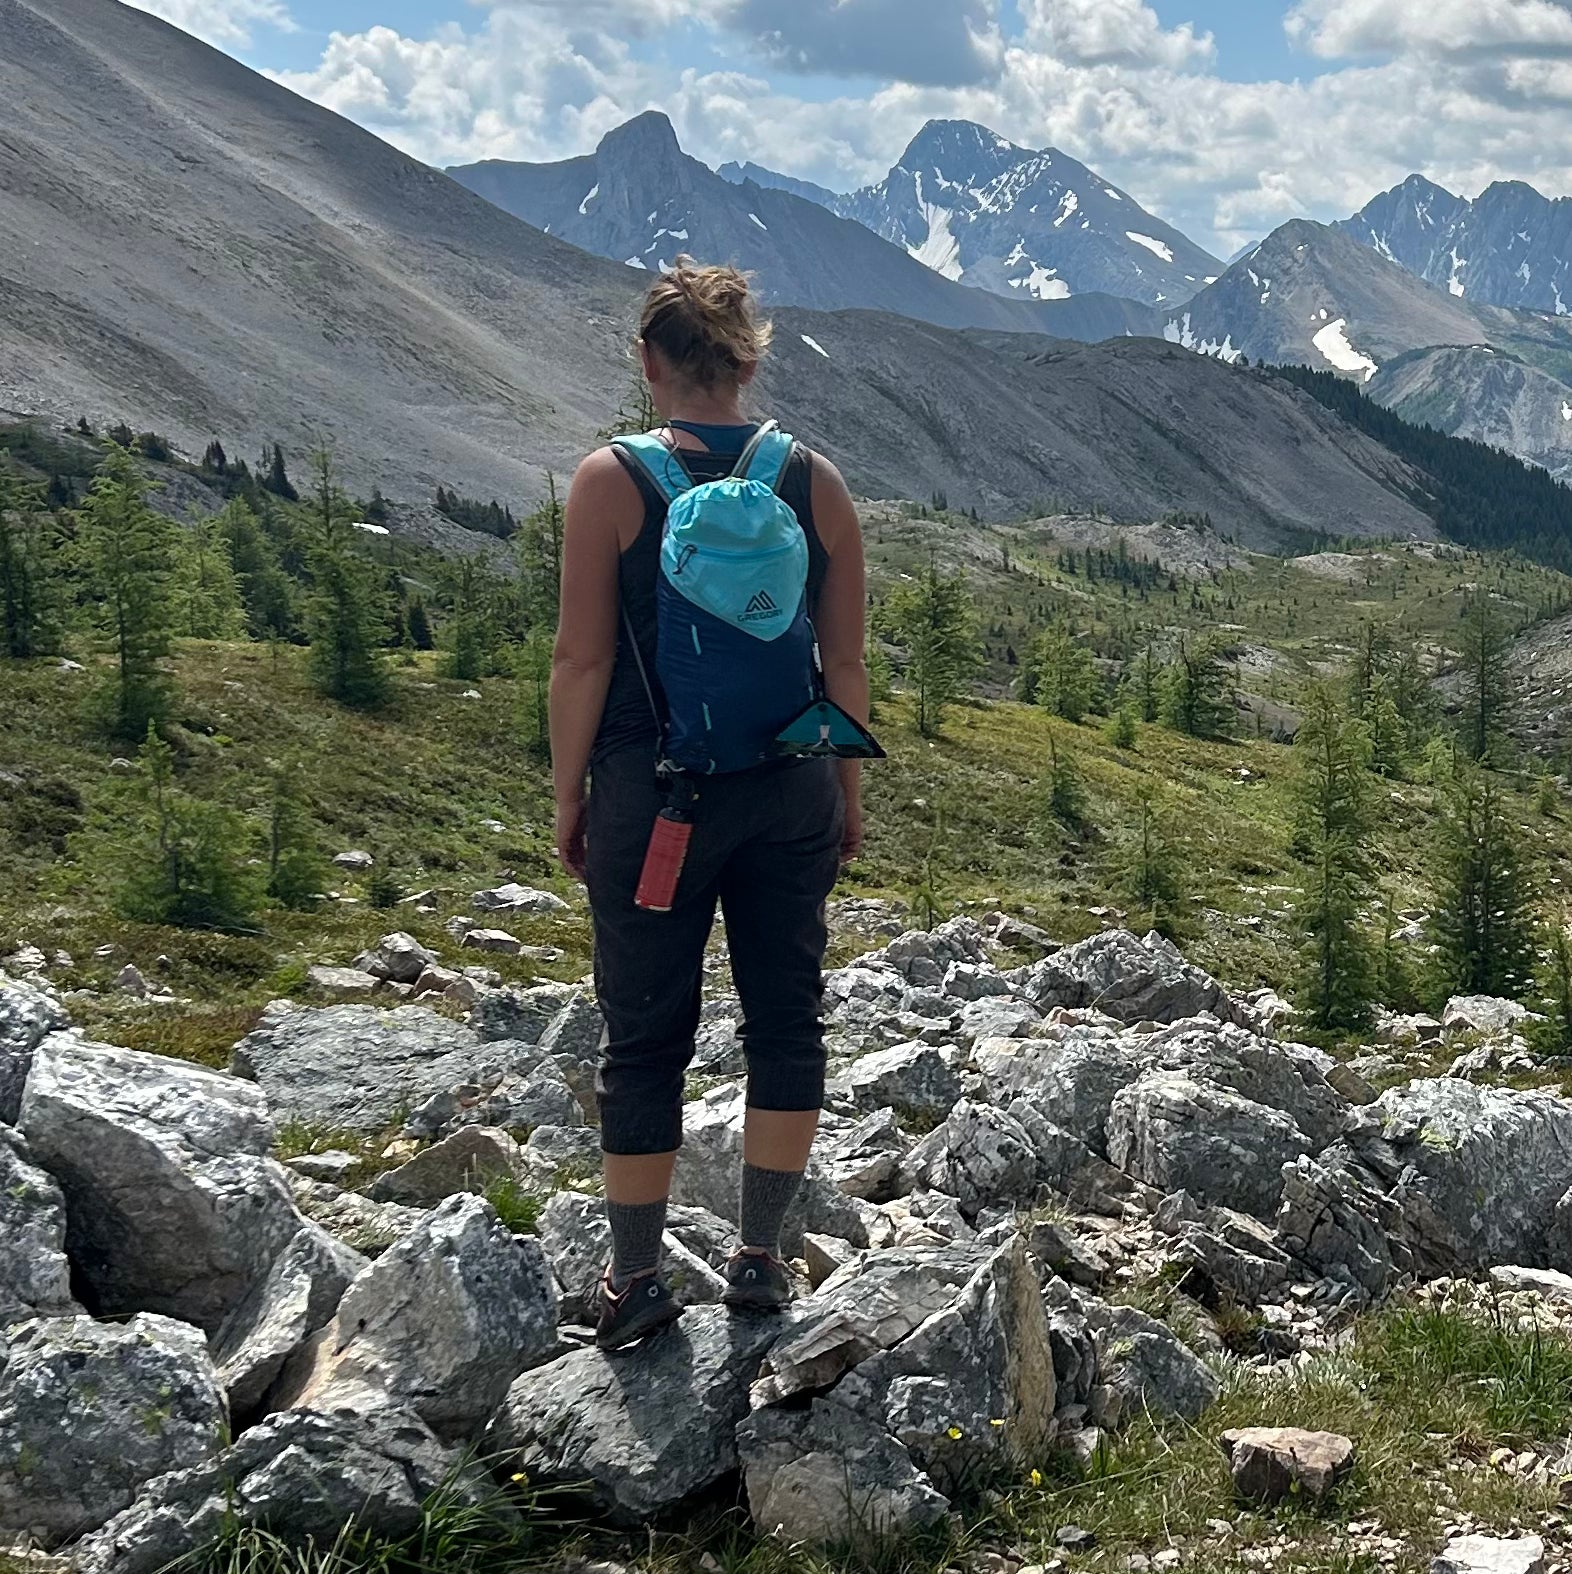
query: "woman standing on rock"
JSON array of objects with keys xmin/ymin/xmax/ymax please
[{"xmin": 549, "ymin": 258, "xmax": 878, "ymax": 1350}]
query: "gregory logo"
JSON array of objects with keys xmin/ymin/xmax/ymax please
[{"xmin": 741, "ymin": 590, "xmax": 780, "ymax": 621}]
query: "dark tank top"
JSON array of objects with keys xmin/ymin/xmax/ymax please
[{"xmin": 592, "ymin": 423, "xmax": 829, "ymax": 764}]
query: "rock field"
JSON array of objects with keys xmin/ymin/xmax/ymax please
[{"xmin": 3, "ymin": 908, "xmax": 1572, "ymax": 1570}]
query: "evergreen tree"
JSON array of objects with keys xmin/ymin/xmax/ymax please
[
  {"xmin": 1163, "ymin": 637, "xmax": 1234, "ymax": 738},
  {"xmin": 1432, "ymin": 763, "xmax": 1538, "ymax": 1000},
  {"xmin": 201, "ymin": 440, "xmax": 228, "ymax": 474},
  {"xmin": 265, "ymin": 768, "xmax": 328, "ymax": 911},
  {"xmin": 883, "ymin": 556, "xmax": 981, "ymax": 737},
  {"xmin": 514, "ymin": 629, "xmax": 553, "ymax": 763},
  {"xmin": 1458, "ymin": 589, "xmax": 1511, "ymax": 763},
  {"xmin": 1134, "ymin": 643, "xmax": 1163, "ymax": 723},
  {"xmin": 441, "ymin": 557, "xmax": 501, "ymax": 681},
  {"xmin": 1113, "ymin": 791, "xmax": 1183, "ymax": 936},
  {"xmin": 1534, "ymin": 917, "xmax": 1572, "ymax": 1055},
  {"xmin": 1290, "ymin": 687, "xmax": 1376, "ymax": 1030},
  {"xmin": 73, "ymin": 444, "xmax": 177, "ymax": 738},
  {"xmin": 0, "ymin": 457, "xmax": 62, "ymax": 658},
  {"xmin": 516, "ymin": 473, "xmax": 565, "ymax": 631},
  {"xmin": 109, "ymin": 724, "xmax": 263, "ymax": 931},
  {"xmin": 1105, "ymin": 704, "xmax": 1139, "ymax": 750},
  {"xmin": 175, "ymin": 511, "xmax": 246, "ymax": 639},
  {"xmin": 1364, "ymin": 678, "xmax": 1410, "ymax": 779},
  {"xmin": 262, "ymin": 443, "xmax": 298, "ymax": 502},
  {"xmin": 1022, "ymin": 624, "xmax": 1100, "ymax": 721},
  {"xmin": 406, "ymin": 598, "xmax": 435, "ymax": 652},
  {"xmin": 1044, "ymin": 733, "xmax": 1087, "ymax": 832},
  {"xmin": 303, "ymin": 451, "xmax": 390, "ymax": 709},
  {"xmin": 867, "ymin": 635, "xmax": 894, "ymax": 711},
  {"xmin": 217, "ymin": 498, "xmax": 295, "ymax": 641}
]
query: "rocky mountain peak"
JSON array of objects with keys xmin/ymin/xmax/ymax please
[
  {"xmin": 894, "ymin": 118, "xmax": 1029, "ymax": 186},
  {"xmin": 595, "ymin": 109, "xmax": 683, "ymax": 166}
]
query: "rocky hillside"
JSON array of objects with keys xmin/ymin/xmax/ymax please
[
  {"xmin": 1368, "ymin": 345, "xmax": 1572, "ymax": 484},
  {"xmin": 2, "ymin": 0, "xmax": 1442, "ymax": 541},
  {"xmin": 1164, "ymin": 219, "xmax": 1572, "ymax": 480},
  {"xmin": 4, "ymin": 913, "xmax": 1572, "ymax": 1572},
  {"xmin": 1342, "ymin": 172, "xmax": 1572, "ymax": 316},
  {"xmin": 837, "ymin": 119, "xmax": 1223, "ymax": 308},
  {"xmin": 448, "ymin": 113, "xmax": 1159, "ymax": 342}
]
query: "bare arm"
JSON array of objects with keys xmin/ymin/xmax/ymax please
[
  {"xmin": 810, "ymin": 454, "xmax": 871, "ymax": 862},
  {"xmin": 550, "ymin": 448, "xmax": 638, "ymax": 876}
]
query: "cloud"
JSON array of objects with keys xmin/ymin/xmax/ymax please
[
  {"xmin": 1018, "ymin": 0, "xmax": 1215, "ymax": 69},
  {"xmin": 1286, "ymin": 0, "xmax": 1572, "ymax": 59},
  {"xmin": 122, "ymin": 0, "xmax": 295, "ymax": 48},
  {"xmin": 264, "ymin": 0, "xmax": 1572, "ymax": 258},
  {"xmin": 728, "ymin": 0, "xmax": 1004, "ymax": 88}
]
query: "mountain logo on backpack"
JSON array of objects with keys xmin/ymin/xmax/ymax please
[{"xmin": 742, "ymin": 590, "xmax": 780, "ymax": 621}]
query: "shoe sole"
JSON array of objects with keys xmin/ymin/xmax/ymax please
[{"xmin": 595, "ymin": 1297, "xmax": 684, "ymax": 1352}]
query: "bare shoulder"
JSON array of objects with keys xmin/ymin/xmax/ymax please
[
  {"xmin": 804, "ymin": 448, "xmax": 860, "ymax": 551},
  {"xmin": 570, "ymin": 444, "xmax": 635, "ymax": 495}
]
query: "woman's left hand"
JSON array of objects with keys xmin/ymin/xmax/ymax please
[
  {"xmin": 556, "ymin": 798, "xmax": 589, "ymax": 881},
  {"xmin": 840, "ymin": 794, "xmax": 864, "ymax": 867}
]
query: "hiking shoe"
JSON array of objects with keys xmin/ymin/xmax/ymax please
[
  {"xmin": 722, "ymin": 1249, "xmax": 793, "ymax": 1311},
  {"xmin": 595, "ymin": 1271, "xmax": 683, "ymax": 1351}
]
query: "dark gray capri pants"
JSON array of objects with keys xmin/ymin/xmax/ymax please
[{"xmin": 585, "ymin": 748, "xmax": 844, "ymax": 1156}]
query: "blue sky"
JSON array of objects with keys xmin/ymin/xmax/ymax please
[{"xmin": 132, "ymin": 0, "xmax": 1572, "ymax": 255}]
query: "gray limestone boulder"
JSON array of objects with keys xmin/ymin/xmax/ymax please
[
  {"xmin": 816, "ymin": 1107, "xmax": 912, "ymax": 1203},
  {"xmin": 305, "ymin": 966, "xmax": 379, "ymax": 1001},
  {"xmin": 1083, "ymin": 1299, "xmax": 1219, "ymax": 1421},
  {"xmin": 1015, "ymin": 929, "xmax": 1248, "ymax": 1026},
  {"xmin": 71, "ymin": 1405, "xmax": 466, "ymax": 1574},
  {"xmin": 1298, "ymin": 1080, "xmax": 1572, "ymax": 1282},
  {"xmin": 232, "ymin": 1002, "xmax": 500, "ymax": 1135},
  {"xmin": 19, "ymin": 1032, "xmax": 303, "ymax": 1333},
  {"xmin": 1442, "ymin": 996, "xmax": 1535, "ymax": 1039},
  {"xmin": 1143, "ymin": 1023, "xmax": 1349, "ymax": 1151},
  {"xmin": 369, "ymin": 1126, "xmax": 528, "ymax": 1207},
  {"xmin": 738, "ymin": 1401, "xmax": 949, "ymax": 1545},
  {"xmin": 353, "ymin": 933, "xmax": 440, "ymax": 985},
  {"xmin": 471, "ymin": 883, "xmax": 569, "ymax": 914},
  {"xmin": 754, "ymin": 1247, "xmax": 987, "ymax": 1404},
  {"xmin": 0, "ymin": 971, "xmax": 68, "ymax": 1125},
  {"xmin": 974, "ymin": 1030, "xmax": 1150, "ymax": 1154},
  {"xmin": 819, "ymin": 1238, "xmax": 1057, "ymax": 1494},
  {"xmin": 211, "ymin": 1225, "xmax": 366, "ymax": 1419},
  {"xmin": 901, "ymin": 1100, "xmax": 1040, "ymax": 1216},
  {"xmin": 1431, "ymin": 1536, "xmax": 1547, "ymax": 1574},
  {"xmin": 1152, "ymin": 1194, "xmax": 1295, "ymax": 1305},
  {"xmin": 471, "ymin": 982, "xmax": 581, "ymax": 1045},
  {"xmin": 1275, "ymin": 1153, "xmax": 1403, "ymax": 1303},
  {"xmin": 0, "ymin": 1125, "xmax": 77, "ymax": 1327},
  {"xmin": 487, "ymin": 1304, "xmax": 787, "ymax": 1525},
  {"xmin": 1107, "ymin": 1072, "xmax": 1312, "ymax": 1221},
  {"xmin": 286, "ymin": 1175, "xmax": 429, "ymax": 1260},
  {"xmin": 831, "ymin": 1042, "xmax": 962, "ymax": 1122},
  {"xmin": 0, "ymin": 1314, "xmax": 227, "ymax": 1547},
  {"xmin": 282, "ymin": 1195, "xmax": 559, "ymax": 1442}
]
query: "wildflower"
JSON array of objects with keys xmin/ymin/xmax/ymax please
[
  {"xmin": 1029, "ymin": 1468, "xmax": 1043, "ymax": 1488},
  {"xmin": 946, "ymin": 1425, "xmax": 964, "ymax": 1440},
  {"xmin": 511, "ymin": 1471, "xmax": 529, "ymax": 1484},
  {"xmin": 990, "ymin": 1418, "xmax": 1006, "ymax": 1429}
]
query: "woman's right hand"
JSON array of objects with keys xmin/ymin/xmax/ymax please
[{"xmin": 556, "ymin": 797, "xmax": 589, "ymax": 881}]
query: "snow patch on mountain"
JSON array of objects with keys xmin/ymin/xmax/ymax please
[
  {"xmin": 1128, "ymin": 232, "xmax": 1175, "ymax": 263},
  {"xmin": 1164, "ymin": 313, "xmax": 1241, "ymax": 363},
  {"xmin": 1313, "ymin": 319, "xmax": 1379, "ymax": 381},
  {"xmin": 578, "ymin": 184, "xmax": 599, "ymax": 216},
  {"xmin": 801, "ymin": 334, "xmax": 831, "ymax": 359}
]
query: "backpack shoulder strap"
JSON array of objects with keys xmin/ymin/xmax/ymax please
[
  {"xmin": 731, "ymin": 420, "xmax": 796, "ymax": 497},
  {"xmin": 610, "ymin": 434, "xmax": 696, "ymax": 507}
]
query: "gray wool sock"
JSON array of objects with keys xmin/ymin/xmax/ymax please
[
  {"xmin": 739, "ymin": 1163, "xmax": 804, "ymax": 1256},
  {"xmin": 606, "ymin": 1198, "xmax": 667, "ymax": 1291}
]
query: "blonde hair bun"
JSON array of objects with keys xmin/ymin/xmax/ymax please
[{"xmin": 640, "ymin": 257, "xmax": 774, "ymax": 389}]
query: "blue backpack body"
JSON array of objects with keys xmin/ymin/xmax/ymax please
[{"xmin": 613, "ymin": 422, "xmax": 819, "ymax": 775}]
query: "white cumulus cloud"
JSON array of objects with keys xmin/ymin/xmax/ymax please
[
  {"xmin": 122, "ymin": 0, "xmax": 295, "ymax": 48},
  {"xmin": 1018, "ymin": 0, "xmax": 1215, "ymax": 69},
  {"xmin": 259, "ymin": 0, "xmax": 1572, "ymax": 257}
]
